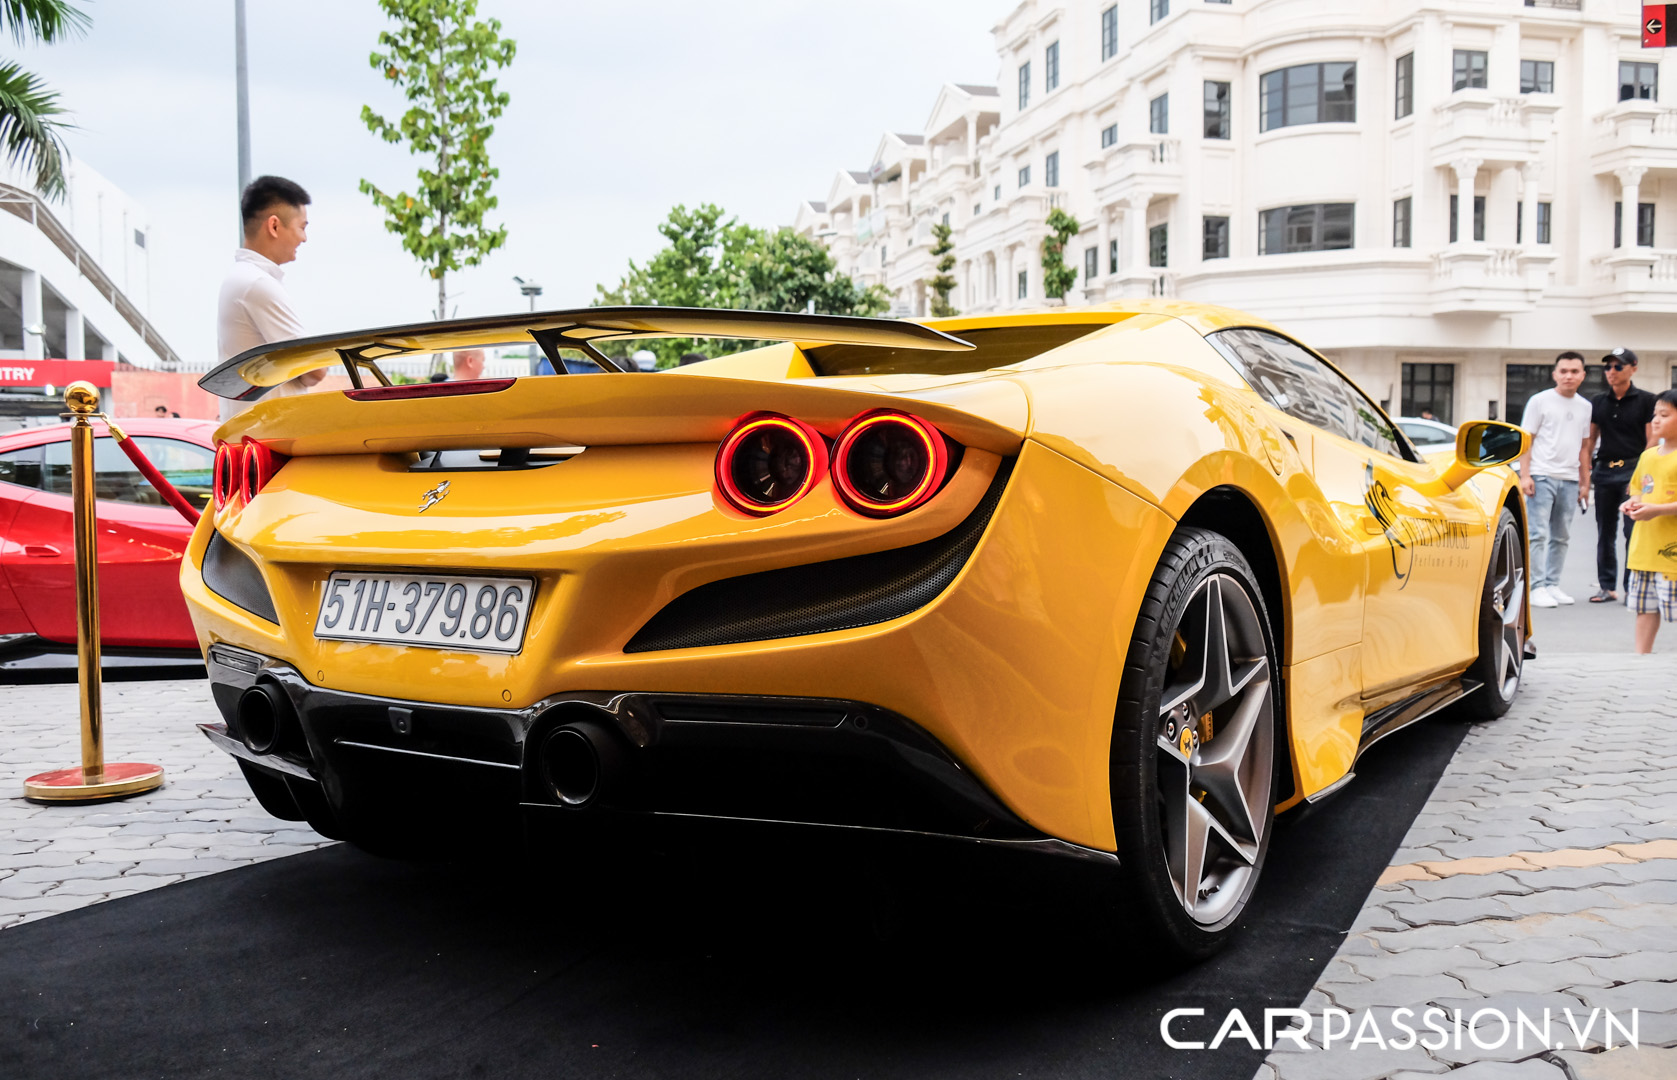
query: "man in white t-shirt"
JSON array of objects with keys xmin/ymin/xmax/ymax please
[
  {"xmin": 217, "ymin": 175, "xmax": 321, "ymax": 421},
  {"xmin": 1517, "ymin": 351, "xmax": 1592, "ymax": 607}
]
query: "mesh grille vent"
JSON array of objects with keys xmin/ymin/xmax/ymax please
[
  {"xmin": 203, "ymin": 530, "xmax": 279, "ymax": 624},
  {"xmin": 625, "ymin": 460, "xmax": 1014, "ymax": 653}
]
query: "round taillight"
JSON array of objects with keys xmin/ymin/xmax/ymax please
[
  {"xmin": 715, "ymin": 413, "xmax": 827, "ymax": 516},
  {"xmin": 240, "ymin": 438, "xmax": 287, "ymax": 502},
  {"xmin": 833, "ymin": 411, "xmax": 950, "ymax": 517},
  {"xmin": 213, "ymin": 441, "xmax": 244, "ymax": 510}
]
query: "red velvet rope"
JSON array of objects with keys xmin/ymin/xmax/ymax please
[{"xmin": 112, "ymin": 433, "xmax": 202, "ymax": 525}]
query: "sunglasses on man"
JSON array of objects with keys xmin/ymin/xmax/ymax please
[{"xmin": 1602, "ymin": 360, "xmax": 1635, "ymax": 371}]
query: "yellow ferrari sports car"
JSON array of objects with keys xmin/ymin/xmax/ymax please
[{"xmin": 186, "ymin": 302, "xmax": 1530, "ymax": 960}]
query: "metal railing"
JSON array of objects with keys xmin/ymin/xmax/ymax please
[{"xmin": 0, "ymin": 182, "xmax": 183, "ymax": 370}]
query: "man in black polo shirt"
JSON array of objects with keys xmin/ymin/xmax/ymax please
[{"xmin": 1583, "ymin": 347, "xmax": 1657, "ymax": 602}]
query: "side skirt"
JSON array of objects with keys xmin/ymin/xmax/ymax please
[{"xmin": 1355, "ymin": 677, "xmax": 1482, "ymax": 761}]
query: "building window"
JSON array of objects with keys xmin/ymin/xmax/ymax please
[
  {"xmin": 1018, "ymin": 269, "xmax": 1029, "ymax": 299},
  {"xmin": 881, "ymin": 245, "xmax": 888, "ymax": 266},
  {"xmin": 1203, "ymin": 216, "xmax": 1229, "ymax": 260},
  {"xmin": 994, "ymin": 184, "xmax": 1002, "ymax": 201},
  {"xmin": 1084, "ymin": 246, "xmax": 1099, "ymax": 279},
  {"xmin": 1150, "ymin": 0, "xmax": 1169, "ymax": 23},
  {"xmin": 133, "ymin": 229, "xmax": 147, "ymax": 249},
  {"xmin": 1018, "ymin": 164, "xmax": 1031, "ymax": 187},
  {"xmin": 1018, "ymin": 62, "xmax": 1031, "ymax": 109},
  {"xmin": 1507, "ymin": 364, "xmax": 1609, "ymax": 426},
  {"xmin": 1101, "ymin": 5, "xmax": 1118, "ymax": 61},
  {"xmin": 1448, "ymin": 195, "xmax": 1486, "ymax": 243},
  {"xmin": 1259, "ymin": 62, "xmax": 1357, "ymax": 132},
  {"xmin": 1258, "ymin": 203, "xmax": 1355, "ymax": 254},
  {"xmin": 1536, "ymin": 201, "xmax": 1551, "ymax": 245},
  {"xmin": 1109, "ymin": 238, "xmax": 1119, "ymax": 273},
  {"xmin": 973, "ymin": 203, "xmax": 981, "ymax": 217},
  {"xmin": 1614, "ymin": 202, "xmax": 1656, "ymax": 247},
  {"xmin": 1620, "ymin": 61, "xmax": 1658, "ymax": 101},
  {"xmin": 1452, "ymin": 50, "xmax": 1488, "ymax": 92},
  {"xmin": 1045, "ymin": 41, "xmax": 1060, "ymax": 93},
  {"xmin": 941, "ymin": 211, "xmax": 949, "ymax": 227},
  {"xmin": 1149, "ymin": 223, "xmax": 1169, "ymax": 267},
  {"xmin": 1521, "ymin": 59, "xmax": 1554, "ymax": 95},
  {"xmin": 1150, "ymin": 92, "xmax": 1169, "ymax": 135},
  {"xmin": 1204, "ymin": 81, "xmax": 1230, "ymax": 139},
  {"xmin": 1402, "ymin": 363, "xmax": 1456, "ymax": 425},
  {"xmin": 1045, "ymin": 151, "xmax": 1059, "ymax": 188},
  {"xmin": 1393, "ymin": 197, "xmax": 1412, "ymax": 248},
  {"xmin": 1101, "ymin": 123, "xmax": 1118, "ymax": 148},
  {"xmin": 1395, "ymin": 53, "xmax": 1413, "ymax": 119}
]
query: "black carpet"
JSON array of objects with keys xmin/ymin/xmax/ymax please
[{"xmin": 0, "ymin": 717, "xmax": 1469, "ymax": 1080}]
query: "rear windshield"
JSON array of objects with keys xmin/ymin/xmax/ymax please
[{"xmin": 803, "ymin": 324, "xmax": 1103, "ymax": 377}]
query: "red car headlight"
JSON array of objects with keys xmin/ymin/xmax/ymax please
[
  {"xmin": 715, "ymin": 413, "xmax": 827, "ymax": 516},
  {"xmin": 240, "ymin": 437, "xmax": 288, "ymax": 502},
  {"xmin": 833, "ymin": 411, "xmax": 950, "ymax": 517},
  {"xmin": 213, "ymin": 441, "xmax": 244, "ymax": 510}
]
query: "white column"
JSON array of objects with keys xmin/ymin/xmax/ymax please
[
  {"xmin": 1616, "ymin": 165, "xmax": 1646, "ymax": 248},
  {"xmin": 20, "ymin": 269, "xmax": 43, "ymax": 360},
  {"xmin": 1004, "ymin": 247, "xmax": 1016, "ymax": 306},
  {"xmin": 64, "ymin": 306, "xmax": 84, "ymax": 361},
  {"xmin": 1096, "ymin": 211, "xmax": 1111, "ymax": 281},
  {"xmin": 966, "ymin": 115, "xmax": 978, "ymax": 175},
  {"xmin": 1521, "ymin": 162, "xmax": 1541, "ymax": 247},
  {"xmin": 1453, "ymin": 158, "xmax": 1482, "ymax": 245},
  {"xmin": 1129, "ymin": 192, "xmax": 1152, "ymax": 271},
  {"xmin": 101, "ymin": 340, "xmax": 117, "ymax": 363}
]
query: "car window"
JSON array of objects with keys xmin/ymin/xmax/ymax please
[
  {"xmin": 1206, "ymin": 328, "xmax": 1410, "ymax": 460},
  {"xmin": 41, "ymin": 437, "xmax": 215, "ymax": 506},
  {"xmin": 0, "ymin": 445, "xmax": 44, "ymax": 489}
]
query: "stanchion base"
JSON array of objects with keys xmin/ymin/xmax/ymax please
[{"xmin": 23, "ymin": 762, "xmax": 165, "ymax": 802}]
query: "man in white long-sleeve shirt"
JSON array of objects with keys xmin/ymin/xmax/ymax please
[{"xmin": 217, "ymin": 175, "xmax": 321, "ymax": 421}]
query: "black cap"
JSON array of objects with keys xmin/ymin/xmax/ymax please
[{"xmin": 1604, "ymin": 346, "xmax": 1639, "ymax": 366}]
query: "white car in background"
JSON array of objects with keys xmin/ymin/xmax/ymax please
[{"xmin": 1396, "ymin": 416, "xmax": 1458, "ymax": 449}]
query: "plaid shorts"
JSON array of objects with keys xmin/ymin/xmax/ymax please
[{"xmin": 1628, "ymin": 570, "xmax": 1677, "ymax": 621}]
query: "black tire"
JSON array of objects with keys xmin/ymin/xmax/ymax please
[
  {"xmin": 1458, "ymin": 508, "xmax": 1527, "ymax": 720},
  {"xmin": 1108, "ymin": 526, "xmax": 1279, "ymax": 963}
]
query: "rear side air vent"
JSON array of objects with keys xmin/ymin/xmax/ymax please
[
  {"xmin": 202, "ymin": 531, "xmax": 279, "ymax": 624},
  {"xmin": 625, "ymin": 459, "xmax": 1013, "ymax": 653}
]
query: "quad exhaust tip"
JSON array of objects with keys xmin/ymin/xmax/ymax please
[{"xmin": 540, "ymin": 717, "xmax": 627, "ymax": 808}]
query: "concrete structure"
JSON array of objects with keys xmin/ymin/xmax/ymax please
[
  {"xmin": 795, "ymin": 0, "xmax": 1677, "ymax": 424},
  {"xmin": 0, "ymin": 161, "xmax": 179, "ymax": 402}
]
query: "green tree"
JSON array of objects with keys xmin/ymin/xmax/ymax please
[
  {"xmin": 1041, "ymin": 207, "xmax": 1081, "ymax": 301},
  {"xmin": 928, "ymin": 221, "xmax": 958, "ymax": 317},
  {"xmin": 359, "ymin": 0, "xmax": 516, "ymax": 319},
  {"xmin": 0, "ymin": 0, "xmax": 88, "ymax": 200},
  {"xmin": 596, "ymin": 203, "xmax": 888, "ymax": 366}
]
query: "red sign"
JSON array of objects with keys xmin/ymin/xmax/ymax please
[
  {"xmin": 0, "ymin": 359, "xmax": 114, "ymax": 388},
  {"xmin": 1645, "ymin": 4, "xmax": 1670, "ymax": 47}
]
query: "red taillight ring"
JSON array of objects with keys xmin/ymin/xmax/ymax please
[
  {"xmin": 240, "ymin": 437, "xmax": 287, "ymax": 502},
  {"xmin": 715, "ymin": 413, "xmax": 828, "ymax": 516},
  {"xmin": 213, "ymin": 441, "xmax": 244, "ymax": 511},
  {"xmin": 833, "ymin": 411, "xmax": 949, "ymax": 517}
]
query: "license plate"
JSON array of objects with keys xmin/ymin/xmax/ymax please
[{"xmin": 314, "ymin": 572, "xmax": 535, "ymax": 653}]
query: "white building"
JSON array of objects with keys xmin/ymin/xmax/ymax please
[
  {"xmin": 0, "ymin": 157, "xmax": 178, "ymax": 371},
  {"xmin": 795, "ymin": 0, "xmax": 1677, "ymax": 424}
]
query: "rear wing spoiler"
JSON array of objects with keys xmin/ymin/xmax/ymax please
[{"xmin": 198, "ymin": 306, "xmax": 973, "ymax": 401}]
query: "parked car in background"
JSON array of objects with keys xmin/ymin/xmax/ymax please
[
  {"xmin": 0, "ymin": 418, "xmax": 215, "ymax": 653},
  {"xmin": 1397, "ymin": 416, "xmax": 1459, "ymax": 449}
]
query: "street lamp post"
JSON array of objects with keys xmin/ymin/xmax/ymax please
[
  {"xmin": 513, "ymin": 275, "xmax": 543, "ymax": 312},
  {"xmin": 235, "ymin": 0, "xmax": 252, "ymax": 237}
]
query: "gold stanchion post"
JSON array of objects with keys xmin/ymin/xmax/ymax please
[{"xmin": 23, "ymin": 382, "xmax": 165, "ymax": 802}]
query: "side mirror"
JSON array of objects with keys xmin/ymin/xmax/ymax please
[{"xmin": 1441, "ymin": 420, "xmax": 1530, "ymax": 490}]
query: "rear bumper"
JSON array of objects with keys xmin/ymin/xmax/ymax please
[{"xmin": 203, "ymin": 645, "xmax": 1117, "ymax": 866}]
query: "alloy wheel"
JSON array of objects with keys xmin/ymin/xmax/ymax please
[
  {"xmin": 1155, "ymin": 574, "xmax": 1274, "ymax": 927},
  {"xmin": 1489, "ymin": 523, "xmax": 1526, "ymax": 700}
]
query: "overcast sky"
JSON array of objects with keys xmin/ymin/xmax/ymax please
[{"xmin": 22, "ymin": 0, "xmax": 1006, "ymax": 365}]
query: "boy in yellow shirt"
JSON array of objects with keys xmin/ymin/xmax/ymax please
[{"xmin": 1622, "ymin": 389, "xmax": 1677, "ymax": 653}]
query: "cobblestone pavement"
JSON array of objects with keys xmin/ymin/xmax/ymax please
[
  {"xmin": 1258, "ymin": 655, "xmax": 1677, "ymax": 1080},
  {"xmin": 0, "ymin": 679, "xmax": 331, "ymax": 929}
]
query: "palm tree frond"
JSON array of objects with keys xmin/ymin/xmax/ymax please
[
  {"xmin": 0, "ymin": 61, "xmax": 70, "ymax": 199},
  {"xmin": 0, "ymin": 0, "xmax": 89, "ymax": 45}
]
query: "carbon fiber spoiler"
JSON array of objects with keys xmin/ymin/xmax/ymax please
[{"xmin": 197, "ymin": 306, "xmax": 973, "ymax": 401}]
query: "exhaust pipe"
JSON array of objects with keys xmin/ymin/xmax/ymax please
[
  {"xmin": 237, "ymin": 681, "xmax": 299, "ymax": 756},
  {"xmin": 539, "ymin": 718, "xmax": 628, "ymax": 808}
]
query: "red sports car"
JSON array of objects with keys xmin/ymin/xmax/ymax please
[{"xmin": 0, "ymin": 418, "xmax": 215, "ymax": 653}]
